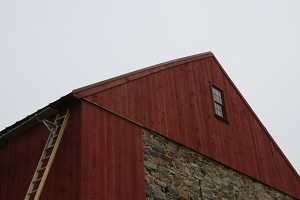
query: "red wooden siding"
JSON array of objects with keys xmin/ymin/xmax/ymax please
[
  {"xmin": 81, "ymin": 56, "xmax": 300, "ymax": 198},
  {"xmin": 80, "ymin": 101, "xmax": 145, "ymax": 200},
  {"xmin": 40, "ymin": 105, "xmax": 81, "ymax": 199},
  {"xmin": 0, "ymin": 106, "xmax": 81, "ymax": 200},
  {"xmin": 0, "ymin": 124, "xmax": 47, "ymax": 200}
]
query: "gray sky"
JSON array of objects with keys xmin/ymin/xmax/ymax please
[{"xmin": 0, "ymin": 0, "xmax": 299, "ymax": 173}]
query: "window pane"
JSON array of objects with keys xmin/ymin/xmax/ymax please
[
  {"xmin": 212, "ymin": 88, "xmax": 220, "ymax": 97},
  {"xmin": 212, "ymin": 86, "xmax": 226, "ymax": 120},
  {"xmin": 213, "ymin": 94, "xmax": 223, "ymax": 105},
  {"xmin": 214, "ymin": 103, "xmax": 224, "ymax": 118},
  {"xmin": 212, "ymin": 88, "xmax": 223, "ymax": 105}
]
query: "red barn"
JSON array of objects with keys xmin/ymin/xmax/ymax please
[{"xmin": 0, "ymin": 52, "xmax": 299, "ymax": 199}]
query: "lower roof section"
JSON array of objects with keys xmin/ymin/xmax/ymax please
[{"xmin": 0, "ymin": 94, "xmax": 78, "ymax": 140}]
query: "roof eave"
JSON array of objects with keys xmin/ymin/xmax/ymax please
[{"xmin": 0, "ymin": 93, "xmax": 79, "ymax": 141}]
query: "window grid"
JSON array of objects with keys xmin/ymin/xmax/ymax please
[{"xmin": 212, "ymin": 86, "xmax": 226, "ymax": 120}]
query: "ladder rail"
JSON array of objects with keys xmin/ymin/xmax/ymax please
[
  {"xmin": 34, "ymin": 111, "xmax": 70, "ymax": 200},
  {"xmin": 26, "ymin": 129, "xmax": 53, "ymax": 195},
  {"xmin": 24, "ymin": 110, "xmax": 70, "ymax": 200}
]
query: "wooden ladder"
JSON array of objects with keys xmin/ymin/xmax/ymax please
[{"xmin": 24, "ymin": 110, "xmax": 70, "ymax": 200}]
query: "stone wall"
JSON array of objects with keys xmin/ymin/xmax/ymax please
[{"xmin": 143, "ymin": 130, "xmax": 295, "ymax": 200}]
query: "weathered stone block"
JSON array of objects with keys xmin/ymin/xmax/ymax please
[{"xmin": 143, "ymin": 130, "xmax": 295, "ymax": 200}]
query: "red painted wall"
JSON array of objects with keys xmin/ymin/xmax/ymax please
[
  {"xmin": 84, "ymin": 56, "xmax": 300, "ymax": 198},
  {"xmin": 0, "ymin": 101, "xmax": 146, "ymax": 200},
  {"xmin": 0, "ymin": 124, "xmax": 47, "ymax": 200},
  {"xmin": 40, "ymin": 105, "xmax": 81, "ymax": 199},
  {"xmin": 0, "ymin": 106, "xmax": 81, "ymax": 200},
  {"xmin": 80, "ymin": 101, "xmax": 145, "ymax": 200}
]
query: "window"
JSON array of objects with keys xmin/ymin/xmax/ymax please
[{"xmin": 212, "ymin": 86, "xmax": 226, "ymax": 120}]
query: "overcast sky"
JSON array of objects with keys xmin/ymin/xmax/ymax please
[{"xmin": 0, "ymin": 0, "xmax": 299, "ymax": 173}]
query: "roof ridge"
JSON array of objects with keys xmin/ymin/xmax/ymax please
[{"xmin": 73, "ymin": 52, "xmax": 214, "ymax": 98}]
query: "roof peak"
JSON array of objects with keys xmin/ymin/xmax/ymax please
[{"xmin": 73, "ymin": 51, "xmax": 214, "ymax": 98}]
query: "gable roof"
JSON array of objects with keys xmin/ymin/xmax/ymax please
[{"xmin": 1, "ymin": 52, "xmax": 299, "ymax": 198}]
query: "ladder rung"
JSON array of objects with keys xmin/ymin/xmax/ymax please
[
  {"xmin": 41, "ymin": 156, "xmax": 50, "ymax": 163},
  {"xmin": 32, "ymin": 177, "xmax": 42, "ymax": 183},
  {"xmin": 44, "ymin": 149, "xmax": 52, "ymax": 154},
  {"xmin": 52, "ymin": 129, "xmax": 60, "ymax": 135},
  {"xmin": 36, "ymin": 174, "xmax": 43, "ymax": 180},
  {"xmin": 49, "ymin": 140, "xmax": 57, "ymax": 147},
  {"xmin": 50, "ymin": 135, "xmax": 58, "ymax": 142},
  {"xmin": 37, "ymin": 169, "xmax": 44, "ymax": 175},
  {"xmin": 47, "ymin": 143, "xmax": 55, "ymax": 149},
  {"xmin": 38, "ymin": 165, "xmax": 46, "ymax": 171},
  {"xmin": 46, "ymin": 144, "xmax": 54, "ymax": 149},
  {"xmin": 36, "ymin": 169, "xmax": 45, "ymax": 176},
  {"xmin": 32, "ymin": 181, "xmax": 41, "ymax": 187},
  {"xmin": 45, "ymin": 145, "xmax": 54, "ymax": 152},
  {"xmin": 56, "ymin": 115, "xmax": 66, "ymax": 120},
  {"xmin": 53, "ymin": 132, "xmax": 59, "ymax": 136},
  {"xmin": 45, "ymin": 147, "xmax": 54, "ymax": 153},
  {"xmin": 28, "ymin": 189, "xmax": 38, "ymax": 195}
]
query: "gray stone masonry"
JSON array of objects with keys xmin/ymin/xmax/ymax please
[{"xmin": 143, "ymin": 130, "xmax": 295, "ymax": 200}]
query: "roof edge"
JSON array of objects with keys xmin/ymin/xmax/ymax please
[
  {"xmin": 0, "ymin": 93, "xmax": 78, "ymax": 140},
  {"xmin": 211, "ymin": 55, "xmax": 300, "ymax": 181},
  {"xmin": 73, "ymin": 51, "xmax": 214, "ymax": 98}
]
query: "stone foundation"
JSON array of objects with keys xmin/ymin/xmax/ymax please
[{"xmin": 143, "ymin": 130, "xmax": 294, "ymax": 200}]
